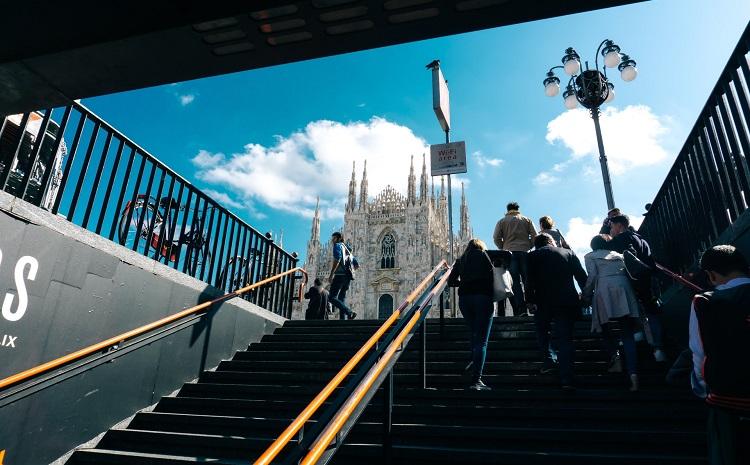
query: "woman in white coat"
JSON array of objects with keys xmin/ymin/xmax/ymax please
[{"xmin": 582, "ymin": 235, "xmax": 641, "ymax": 391}]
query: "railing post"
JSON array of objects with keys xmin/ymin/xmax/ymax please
[
  {"xmin": 419, "ymin": 318, "xmax": 427, "ymax": 389},
  {"xmin": 382, "ymin": 370, "xmax": 393, "ymax": 465},
  {"xmin": 439, "ymin": 291, "xmax": 445, "ymax": 341}
]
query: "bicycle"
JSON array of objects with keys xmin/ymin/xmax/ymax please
[
  {"xmin": 117, "ymin": 194, "xmax": 212, "ymax": 276},
  {"xmin": 217, "ymin": 248, "xmax": 261, "ymax": 292}
]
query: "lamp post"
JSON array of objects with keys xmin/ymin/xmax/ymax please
[{"xmin": 543, "ymin": 40, "xmax": 638, "ymax": 210}]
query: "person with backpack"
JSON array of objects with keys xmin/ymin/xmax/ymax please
[
  {"xmin": 604, "ymin": 215, "xmax": 666, "ymax": 362},
  {"xmin": 690, "ymin": 245, "xmax": 750, "ymax": 465},
  {"xmin": 327, "ymin": 232, "xmax": 357, "ymax": 320},
  {"xmin": 304, "ymin": 278, "xmax": 329, "ymax": 320},
  {"xmin": 448, "ymin": 239, "xmax": 495, "ymax": 391}
]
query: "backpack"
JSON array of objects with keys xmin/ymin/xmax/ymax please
[{"xmin": 340, "ymin": 243, "xmax": 358, "ymax": 280}]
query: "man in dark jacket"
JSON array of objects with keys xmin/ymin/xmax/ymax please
[
  {"xmin": 605, "ymin": 215, "xmax": 666, "ymax": 362},
  {"xmin": 526, "ymin": 233, "xmax": 587, "ymax": 390},
  {"xmin": 304, "ymin": 278, "xmax": 329, "ymax": 320},
  {"xmin": 690, "ymin": 245, "xmax": 750, "ymax": 465}
]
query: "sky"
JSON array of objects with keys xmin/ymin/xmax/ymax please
[{"xmin": 82, "ymin": 0, "xmax": 750, "ymax": 260}]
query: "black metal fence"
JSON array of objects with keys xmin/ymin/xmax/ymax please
[
  {"xmin": 0, "ymin": 101, "xmax": 299, "ymax": 317},
  {"xmin": 640, "ymin": 22, "xmax": 750, "ymax": 274}
]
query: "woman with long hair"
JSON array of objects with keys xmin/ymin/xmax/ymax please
[
  {"xmin": 581, "ymin": 235, "xmax": 641, "ymax": 391},
  {"xmin": 448, "ymin": 238, "xmax": 495, "ymax": 391}
]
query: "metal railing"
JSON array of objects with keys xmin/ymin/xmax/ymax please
[
  {"xmin": 254, "ymin": 261, "xmax": 452, "ymax": 465},
  {"xmin": 0, "ymin": 267, "xmax": 307, "ymax": 395},
  {"xmin": 0, "ymin": 101, "xmax": 299, "ymax": 317},
  {"xmin": 640, "ymin": 22, "xmax": 750, "ymax": 274}
]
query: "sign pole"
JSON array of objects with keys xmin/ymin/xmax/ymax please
[
  {"xmin": 445, "ymin": 129, "xmax": 454, "ymax": 266},
  {"xmin": 445, "ymin": 130, "xmax": 456, "ymax": 318}
]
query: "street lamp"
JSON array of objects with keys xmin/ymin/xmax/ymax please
[{"xmin": 543, "ymin": 39, "xmax": 638, "ymax": 210}]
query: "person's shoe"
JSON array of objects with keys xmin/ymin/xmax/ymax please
[
  {"xmin": 629, "ymin": 374, "xmax": 640, "ymax": 392},
  {"xmin": 653, "ymin": 349, "xmax": 667, "ymax": 362},
  {"xmin": 468, "ymin": 379, "xmax": 491, "ymax": 391},
  {"xmin": 607, "ymin": 354, "xmax": 623, "ymax": 373},
  {"xmin": 348, "ymin": 312, "xmax": 357, "ymax": 320}
]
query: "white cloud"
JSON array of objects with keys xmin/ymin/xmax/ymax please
[
  {"xmin": 533, "ymin": 172, "xmax": 560, "ymax": 186},
  {"xmin": 473, "ymin": 151, "xmax": 504, "ymax": 169},
  {"xmin": 192, "ymin": 149, "xmax": 225, "ymax": 168},
  {"xmin": 545, "ymin": 105, "xmax": 670, "ymax": 176},
  {"xmin": 564, "ymin": 215, "xmax": 645, "ymax": 257},
  {"xmin": 179, "ymin": 94, "xmax": 195, "ymax": 106},
  {"xmin": 191, "ymin": 117, "xmax": 431, "ymax": 220},
  {"xmin": 202, "ymin": 189, "xmax": 243, "ymax": 209}
]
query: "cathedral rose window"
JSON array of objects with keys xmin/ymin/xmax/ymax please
[{"xmin": 381, "ymin": 233, "xmax": 396, "ymax": 268}]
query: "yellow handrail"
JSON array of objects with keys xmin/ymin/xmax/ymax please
[
  {"xmin": 253, "ymin": 260, "xmax": 449, "ymax": 465},
  {"xmin": 0, "ymin": 267, "xmax": 307, "ymax": 390},
  {"xmin": 300, "ymin": 267, "xmax": 452, "ymax": 465}
]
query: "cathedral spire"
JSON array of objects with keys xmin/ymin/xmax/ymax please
[
  {"xmin": 359, "ymin": 159, "xmax": 368, "ymax": 210},
  {"xmin": 419, "ymin": 153, "xmax": 428, "ymax": 204},
  {"xmin": 431, "ymin": 177, "xmax": 436, "ymax": 211},
  {"xmin": 460, "ymin": 183, "xmax": 471, "ymax": 239},
  {"xmin": 407, "ymin": 155, "xmax": 416, "ymax": 206},
  {"xmin": 347, "ymin": 161, "xmax": 357, "ymax": 212},
  {"xmin": 310, "ymin": 197, "xmax": 320, "ymax": 243}
]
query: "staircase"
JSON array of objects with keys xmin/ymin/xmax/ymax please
[{"xmin": 66, "ymin": 317, "xmax": 706, "ymax": 464}]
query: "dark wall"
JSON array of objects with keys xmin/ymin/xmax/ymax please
[{"xmin": 0, "ymin": 192, "xmax": 285, "ymax": 465}]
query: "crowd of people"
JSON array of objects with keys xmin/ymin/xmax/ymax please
[
  {"xmin": 448, "ymin": 201, "xmax": 749, "ymax": 465},
  {"xmin": 301, "ymin": 202, "xmax": 748, "ymax": 464}
]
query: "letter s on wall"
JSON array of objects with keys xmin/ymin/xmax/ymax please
[{"xmin": 2, "ymin": 256, "xmax": 39, "ymax": 322}]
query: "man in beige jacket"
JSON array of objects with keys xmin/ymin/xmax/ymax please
[{"xmin": 493, "ymin": 202, "xmax": 537, "ymax": 316}]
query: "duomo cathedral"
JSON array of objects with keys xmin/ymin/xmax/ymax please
[{"xmin": 295, "ymin": 155, "xmax": 472, "ymax": 319}]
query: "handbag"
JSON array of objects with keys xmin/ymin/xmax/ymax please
[{"xmin": 492, "ymin": 266, "xmax": 514, "ymax": 302}]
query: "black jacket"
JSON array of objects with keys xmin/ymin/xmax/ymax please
[
  {"xmin": 606, "ymin": 229, "xmax": 655, "ymax": 268},
  {"xmin": 448, "ymin": 249, "xmax": 494, "ymax": 296},
  {"xmin": 694, "ymin": 284, "xmax": 750, "ymax": 407},
  {"xmin": 304, "ymin": 285, "xmax": 329, "ymax": 320},
  {"xmin": 526, "ymin": 245, "xmax": 587, "ymax": 309}
]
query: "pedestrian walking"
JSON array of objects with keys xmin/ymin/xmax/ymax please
[
  {"xmin": 581, "ymin": 235, "xmax": 641, "ymax": 391},
  {"xmin": 327, "ymin": 232, "xmax": 357, "ymax": 320},
  {"xmin": 604, "ymin": 215, "xmax": 666, "ymax": 362},
  {"xmin": 526, "ymin": 233, "xmax": 587, "ymax": 391},
  {"xmin": 448, "ymin": 238, "xmax": 495, "ymax": 391},
  {"xmin": 304, "ymin": 278, "xmax": 329, "ymax": 320},
  {"xmin": 493, "ymin": 202, "xmax": 537, "ymax": 316},
  {"xmin": 539, "ymin": 216, "xmax": 570, "ymax": 249},
  {"xmin": 690, "ymin": 245, "xmax": 750, "ymax": 465}
]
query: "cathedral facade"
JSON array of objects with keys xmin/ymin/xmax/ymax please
[{"xmin": 296, "ymin": 155, "xmax": 472, "ymax": 320}]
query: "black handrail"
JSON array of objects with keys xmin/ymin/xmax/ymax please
[
  {"xmin": 640, "ymin": 22, "xmax": 750, "ymax": 274},
  {"xmin": 0, "ymin": 102, "xmax": 299, "ymax": 316}
]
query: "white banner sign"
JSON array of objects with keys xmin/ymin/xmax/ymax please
[{"xmin": 430, "ymin": 141, "xmax": 467, "ymax": 176}]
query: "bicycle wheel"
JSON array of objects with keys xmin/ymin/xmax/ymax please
[
  {"xmin": 118, "ymin": 197, "xmax": 161, "ymax": 252},
  {"xmin": 185, "ymin": 241, "xmax": 212, "ymax": 278},
  {"xmin": 218, "ymin": 256, "xmax": 252, "ymax": 291}
]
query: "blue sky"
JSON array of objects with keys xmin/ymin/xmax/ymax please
[{"xmin": 83, "ymin": 0, "xmax": 750, "ymax": 260}]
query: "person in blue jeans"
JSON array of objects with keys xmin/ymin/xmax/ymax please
[
  {"xmin": 448, "ymin": 238, "xmax": 495, "ymax": 391},
  {"xmin": 327, "ymin": 232, "xmax": 357, "ymax": 320}
]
